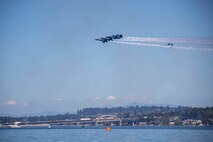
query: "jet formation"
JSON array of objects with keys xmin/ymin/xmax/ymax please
[
  {"xmin": 167, "ymin": 43, "xmax": 174, "ymax": 48},
  {"xmin": 95, "ymin": 34, "xmax": 123, "ymax": 43},
  {"xmin": 167, "ymin": 43, "xmax": 174, "ymax": 46}
]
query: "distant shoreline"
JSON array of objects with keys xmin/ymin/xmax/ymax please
[
  {"xmin": 1, "ymin": 125, "xmax": 213, "ymax": 130},
  {"xmin": 1, "ymin": 106, "xmax": 213, "ymax": 128}
]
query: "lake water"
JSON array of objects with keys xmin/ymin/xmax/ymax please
[{"xmin": 0, "ymin": 128, "xmax": 213, "ymax": 142}]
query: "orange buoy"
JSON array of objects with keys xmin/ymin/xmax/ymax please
[{"xmin": 106, "ymin": 127, "xmax": 111, "ymax": 131}]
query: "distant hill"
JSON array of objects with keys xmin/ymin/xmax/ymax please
[{"xmin": 0, "ymin": 105, "xmax": 213, "ymax": 125}]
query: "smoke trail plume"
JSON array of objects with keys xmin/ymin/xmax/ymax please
[
  {"xmin": 114, "ymin": 41, "xmax": 213, "ymax": 52},
  {"xmin": 121, "ymin": 37, "xmax": 213, "ymax": 45}
]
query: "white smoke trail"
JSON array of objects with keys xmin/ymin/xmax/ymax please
[
  {"xmin": 114, "ymin": 41, "xmax": 213, "ymax": 52},
  {"xmin": 121, "ymin": 37, "xmax": 213, "ymax": 45},
  {"xmin": 114, "ymin": 41, "xmax": 170, "ymax": 49}
]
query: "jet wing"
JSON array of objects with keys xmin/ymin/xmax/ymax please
[{"xmin": 95, "ymin": 38, "xmax": 108, "ymax": 43}]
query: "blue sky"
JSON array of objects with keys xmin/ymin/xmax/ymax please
[{"xmin": 1, "ymin": 0, "xmax": 213, "ymax": 116}]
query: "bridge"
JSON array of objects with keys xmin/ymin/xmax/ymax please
[
  {"xmin": 9, "ymin": 115, "xmax": 123, "ymax": 127},
  {"xmin": 94, "ymin": 115, "xmax": 122, "ymax": 126}
]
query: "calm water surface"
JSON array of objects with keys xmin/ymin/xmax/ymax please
[{"xmin": 0, "ymin": 128, "xmax": 213, "ymax": 142}]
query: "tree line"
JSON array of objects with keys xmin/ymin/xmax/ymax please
[{"xmin": 0, "ymin": 105, "xmax": 213, "ymax": 124}]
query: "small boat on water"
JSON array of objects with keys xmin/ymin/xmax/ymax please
[{"xmin": 8, "ymin": 122, "xmax": 21, "ymax": 128}]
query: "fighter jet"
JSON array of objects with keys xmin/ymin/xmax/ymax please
[
  {"xmin": 95, "ymin": 38, "xmax": 108, "ymax": 43},
  {"xmin": 106, "ymin": 36, "xmax": 113, "ymax": 41},
  {"xmin": 112, "ymin": 34, "xmax": 123, "ymax": 39},
  {"xmin": 95, "ymin": 34, "xmax": 123, "ymax": 43},
  {"xmin": 167, "ymin": 43, "xmax": 174, "ymax": 48},
  {"xmin": 167, "ymin": 43, "xmax": 174, "ymax": 46}
]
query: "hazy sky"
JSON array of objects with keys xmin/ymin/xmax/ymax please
[{"xmin": 1, "ymin": 0, "xmax": 213, "ymax": 116}]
